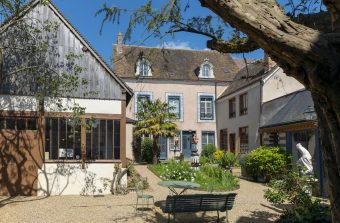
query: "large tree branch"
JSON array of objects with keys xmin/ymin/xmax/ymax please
[
  {"xmin": 199, "ymin": 0, "xmax": 329, "ymax": 72},
  {"xmin": 207, "ymin": 37, "xmax": 259, "ymax": 54}
]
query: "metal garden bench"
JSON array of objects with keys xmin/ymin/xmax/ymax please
[{"xmin": 161, "ymin": 193, "xmax": 237, "ymax": 222}]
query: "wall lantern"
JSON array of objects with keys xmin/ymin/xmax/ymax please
[{"xmin": 303, "ymin": 105, "xmax": 317, "ymax": 121}]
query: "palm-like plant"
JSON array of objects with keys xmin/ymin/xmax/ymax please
[{"xmin": 134, "ymin": 99, "xmax": 178, "ymax": 164}]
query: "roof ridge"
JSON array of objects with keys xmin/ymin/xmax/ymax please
[{"xmin": 116, "ymin": 43, "xmax": 228, "ymax": 53}]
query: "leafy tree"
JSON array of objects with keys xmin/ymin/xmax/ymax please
[
  {"xmin": 134, "ymin": 99, "xmax": 177, "ymax": 164},
  {"xmin": 99, "ymin": 0, "xmax": 340, "ymax": 220}
]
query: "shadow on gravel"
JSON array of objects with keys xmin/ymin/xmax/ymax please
[
  {"xmin": 0, "ymin": 196, "xmax": 48, "ymax": 208},
  {"xmin": 236, "ymin": 210, "xmax": 280, "ymax": 223}
]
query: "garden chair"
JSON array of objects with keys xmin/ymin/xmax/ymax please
[{"xmin": 135, "ymin": 180, "xmax": 154, "ymax": 212}]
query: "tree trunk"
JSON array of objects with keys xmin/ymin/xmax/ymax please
[
  {"xmin": 198, "ymin": 1, "xmax": 340, "ymax": 220},
  {"xmin": 152, "ymin": 136, "xmax": 159, "ymax": 164},
  {"xmin": 311, "ymin": 89, "xmax": 340, "ymax": 222}
]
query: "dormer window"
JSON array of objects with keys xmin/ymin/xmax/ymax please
[
  {"xmin": 203, "ymin": 64, "xmax": 211, "ymax": 77},
  {"xmin": 136, "ymin": 58, "xmax": 152, "ymax": 77},
  {"xmin": 199, "ymin": 60, "xmax": 214, "ymax": 79}
]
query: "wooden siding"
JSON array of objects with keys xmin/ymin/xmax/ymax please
[{"xmin": 1, "ymin": 3, "xmax": 125, "ymax": 100}]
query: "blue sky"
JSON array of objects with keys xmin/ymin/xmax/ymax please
[{"xmin": 53, "ymin": 0, "xmax": 264, "ymax": 64}]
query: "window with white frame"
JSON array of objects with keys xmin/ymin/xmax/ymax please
[
  {"xmin": 198, "ymin": 94, "xmax": 215, "ymax": 121},
  {"xmin": 136, "ymin": 58, "xmax": 151, "ymax": 77},
  {"xmin": 201, "ymin": 131, "xmax": 215, "ymax": 148},
  {"xmin": 203, "ymin": 64, "xmax": 211, "ymax": 77},
  {"xmin": 199, "ymin": 60, "xmax": 214, "ymax": 78},
  {"xmin": 135, "ymin": 92, "xmax": 152, "ymax": 115},
  {"xmin": 166, "ymin": 93, "xmax": 183, "ymax": 121}
]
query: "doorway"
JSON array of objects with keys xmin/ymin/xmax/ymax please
[
  {"xmin": 229, "ymin": 133, "xmax": 236, "ymax": 153},
  {"xmin": 182, "ymin": 131, "xmax": 195, "ymax": 159}
]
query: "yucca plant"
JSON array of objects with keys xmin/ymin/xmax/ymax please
[{"xmin": 134, "ymin": 99, "xmax": 178, "ymax": 164}]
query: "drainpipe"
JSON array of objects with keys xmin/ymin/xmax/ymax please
[
  {"xmin": 215, "ymin": 81, "xmax": 218, "ymax": 148},
  {"xmin": 258, "ymin": 80, "xmax": 264, "ymax": 147}
]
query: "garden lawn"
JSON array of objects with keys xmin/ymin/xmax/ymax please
[{"xmin": 148, "ymin": 159, "xmax": 239, "ymax": 191}]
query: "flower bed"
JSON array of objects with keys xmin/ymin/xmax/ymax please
[{"xmin": 148, "ymin": 159, "xmax": 239, "ymax": 191}]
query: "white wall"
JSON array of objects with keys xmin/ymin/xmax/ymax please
[
  {"xmin": 44, "ymin": 97, "xmax": 121, "ymax": 114},
  {"xmin": 0, "ymin": 95, "xmax": 38, "ymax": 111},
  {"xmin": 38, "ymin": 163, "xmax": 126, "ymax": 196},
  {"xmin": 262, "ymin": 68, "xmax": 305, "ymax": 103},
  {"xmin": 217, "ymin": 83, "xmax": 261, "ymax": 152}
]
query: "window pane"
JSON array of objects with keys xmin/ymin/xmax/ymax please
[
  {"xmin": 86, "ymin": 120, "xmax": 92, "ymax": 160},
  {"xmin": 114, "ymin": 120, "xmax": 120, "ymax": 160},
  {"xmin": 59, "ymin": 119, "xmax": 67, "ymax": 158},
  {"xmin": 74, "ymin": 123, "xmax": 81, "ymax": 160},
  {"xmin": 200, "ymin": 96, "xmax": 214, "ymax": 120},
  {"xmin": 168, "ymin": 96, "xmax": 180, "ymax": 119},
  {"xmin": 99, "ymin": 120, "xmax": 107, "ymax": 159},
  {"xmin": 66, "ymin": 120, "xmax": 74, "ymax": 159},
  {"xmin": 45, "ymin": 118, "xmax": 51, "ymax": 159},
  {"xmin": 107, "ymin": 120, "xmax": 113, "ymax": 159},
  {"xmin": 0, "ymin": 119, "xmax": 4, "ymax": 129},
  {"xmin": 6, "ymin": 119, "xmax": 15, "ymax": 130},
  {"xmin": 17, "ymin": 118, "xmax": 26, "ymax": 130},
  {"xmin": 27, "ymin": 118, "xmax": 37, "ymax": 130},
  {"xmin": 92, "ymin": 120, "xmax": 100, "ymax": 160},
  {"xmin": 51, "ymin": 119, "xmax": 59, "ymax": 159}
]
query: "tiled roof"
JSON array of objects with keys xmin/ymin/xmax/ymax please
[{"xmin": 113, "ymin": 45, "xmax": 239, "ymax": 82}]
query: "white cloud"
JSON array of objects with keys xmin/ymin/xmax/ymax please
[{"xmin": 156, "ymin": 41, "xmax": 192, "ymax": 50}]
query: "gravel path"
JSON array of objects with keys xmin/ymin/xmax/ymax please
[{"xmin": 0, "ymin": 165, "xmax": 282, "ymax": 223}]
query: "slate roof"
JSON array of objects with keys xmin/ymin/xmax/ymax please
[
  {"xmin": 113, "ymin": 45, "xmax": 239, "ymax": 82},
  {"xmin": 233, "ymin": 58, "xmax": 257, "ymax": 70},
  {"xmin": 217, "ymin": 60, "xmax": 268, "ymax": 99},
  {"xmin": 260, "ymin": 90, "xmax": 314, "ymax": 128}
]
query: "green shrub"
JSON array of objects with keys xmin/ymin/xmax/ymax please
[
  {"xmin": 201, "ymin": 144, "xmax": 216, "ymax": 158},
  {"xmin": 265, "ymin": 169, "xmax": 330, "ymax": 223},
  {"xmin": 243, "ymin": 146, "xmax": 290, "ymax": 181},
  {"xmin": 141, "ymin": 138, "xmax": 153, "ymax": 163},
  {"xmin": 199, "ymin": 156, "xmax": 209, "ymax": 166},
  {"xmin": 278, "ymin": 202, "xmax": 331, "ymax": 223},
  {"xmin": 195, "ymin": 165, "xmax": 239, "ymax": 191},
  {"xmin": 217, "ymin": 152, "xmax": 237, "ymax": 169}
]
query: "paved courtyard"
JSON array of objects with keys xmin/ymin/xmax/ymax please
[{"xmin": 0, "ymin": 165, "xmax": 283, "ymax": 223}]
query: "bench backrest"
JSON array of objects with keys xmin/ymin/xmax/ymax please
[{"xmin": 163, "ymin": 193, "xmax": 237, "ymax": 213}]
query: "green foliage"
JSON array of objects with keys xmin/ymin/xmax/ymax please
[
  {"xmin": 243, "ymin": 146, "xmax": 290, "ymax": 182},
  {"xmin": 278, "ymin": 202, "xmax": 331, "ymax": 223},
  {"xmin": 214, "ymin": 151, "xmax": 237, "ymax": 169},
  {"xmin": 141, "ymin": 138, "xmax": 153, "ymax": 163},
  {"xmin": 149, "ymin": 160, "xmax": 239, "ymax": 191},
  {"xmin": 201, "ymin": 144, "xmax": 216, "ymax": 158},
  {"xmin": 127, "ymin": 164, "xmax": 149, "ymax": 190},
  {"xmin": 265, "ymin": 169, "xmax": 331, "ymax": 223},
  {"xmin": 195, "ymin": 165, "xmax": 239, "ymax": 191},
  {"xmin": 134, "ymin": 99, "xmax": 177, "ymax": 164},
  {"xmin": 149, "ymin": 159, "xmax": 195, "ymax": 182}
]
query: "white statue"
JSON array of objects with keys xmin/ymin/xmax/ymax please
[{"xmin": 296, "ymin": 143, "xmax": 313, "ymax": 176}]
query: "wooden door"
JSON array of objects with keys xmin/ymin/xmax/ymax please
[{"xmin": 229, "ymin": 134, "xmax": 236, "ymax": 153}]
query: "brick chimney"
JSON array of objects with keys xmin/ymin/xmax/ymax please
[{"xmin": 117, "ymin": 32, "xmax": 123, "ymax": 55}]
